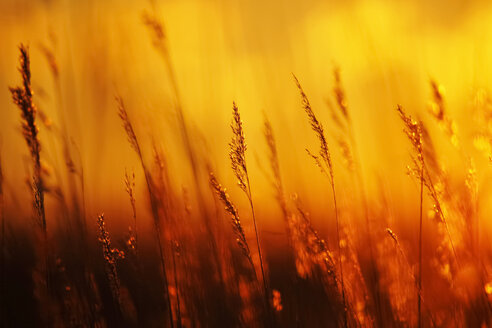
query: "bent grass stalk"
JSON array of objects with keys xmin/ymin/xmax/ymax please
[
  {"xmin": 295, "ymin": 200, "xmax": 339, "ymax": 285},
  {"xmin": 142, "ymin": 10, "xmax": 226, "ymax": 294},
  {"xmin": 209, "ymin": 173, "xmax": 256, "ymax": 273},
  {"xmin": 293, "ymin": 74, "xmax": 348, "ymax": 328},
  {"xmin": 117, "ymin": 96, "xmax": 174, "ymax": 328},
  {"xmin": 229, "ymin": 103, "xmax": 270, "ymax": 310},
  {"xmin": 39, "ymin": 41, "xmax": 85, "ymax": 236}
]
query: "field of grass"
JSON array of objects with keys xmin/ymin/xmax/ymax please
[{"xmin": 2, "ymin": 0, "xmax": 492, "ymax": 327}]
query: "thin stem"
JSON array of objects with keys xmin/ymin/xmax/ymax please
[
  {"xmin": 331, "ymin": 179, "xmax": 347, "ymax": 328},
  {"xmin": 118, "ymin": 97, "xmax": 174, "ymax": 328},
  {"xmin": 418, "ymin": 163, "xmax": 424, "ymax": 328},
  {"xmin": 422, "ymin": 162, "xmax": 459, "ymax": 267},
  {"xmin": 150, "ymin": 9, "xmax": 227, "ymax": 296},
  {"xmin": 143, "ymin": 167, "xmax": 175, "ymax": 328},
  {"xmin": 171, "ymin": 242, "xmax": 182, "ymax": 328},
  {"xmin": 386, "ymin": 229, "xmax": 436, "ymax": 327},
  {"xmin": 245, "ymin": 174, "xmax": 270, "ymax": 311},
  {"xmin": 347, "ymin": 118, "xmax": 382, "ymax": 325}
]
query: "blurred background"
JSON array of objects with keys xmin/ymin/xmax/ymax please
[{"xmin": 2, "ymin": 0, "xmax": 492, "ymax": 233}]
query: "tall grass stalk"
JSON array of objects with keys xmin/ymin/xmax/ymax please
[
  {"xmin": 117, "ymin": 96, "xmax": 174, "ymax": 328},
  {"xmin": 229, "ymin": 103, "xmax": 270, "ymax": 311},
  {"xmin": 142, "ymin": 9, "xmax": 226, "ymax": 293},
  {"xmin": 9, "ymin": 44, "xmax": 50, "ymax": 292},
  {"xmin": 39, "ymin": 42, "xmax": 86, "ymax": 236},
  {"xmin": 397, "ymin": 105, "xmax": 425, "ymax": 328},
  {"xmin": 332, "ymin": 67, "xmax": 382, "ymax": 324},
  {"xmin": 293, "ymin": 74, "xmax": 347, "ymax": 328}
]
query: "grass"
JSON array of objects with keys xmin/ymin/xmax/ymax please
[
  {"xmin": 397, "ymin": 105, "xmax": 425, "ymax": 327},
  {"xmin": 117, "ymin": 95, "xmax": 175, "ymax": 327},
  {"xmin": 3, "ymin": 7, "xmax": 492, "ymax": 328},
  {"xmin": 293, "ymin": 74, "xmax": 348, "ymax": 327},
  {"xmin": 9, "ymin": 45, "xmax": 51, "ymax": 300}
]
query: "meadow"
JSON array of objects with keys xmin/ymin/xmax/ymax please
[{"xmin": 2, "ymin": 0, "xmax": 492, "ymax": 327}]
